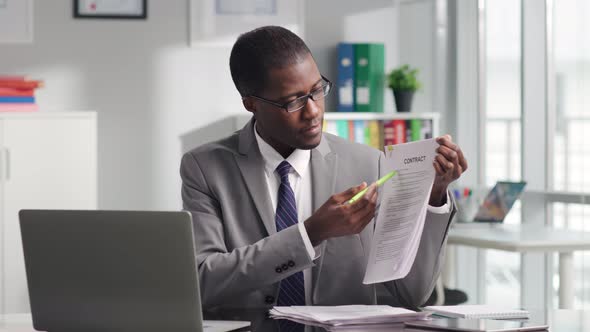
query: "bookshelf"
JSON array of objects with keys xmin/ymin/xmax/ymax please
[
  {"xmin": 181, "ymin": 112, "xmax": 439, "ymax": 154},
  {"xmin": 323, "ymin": 112, "xmax": 440, "ymax": 149}
]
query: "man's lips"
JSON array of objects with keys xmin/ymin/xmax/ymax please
[{"xmin": 302, "ymin": 123, "xmax": 321, "ymax": 134}]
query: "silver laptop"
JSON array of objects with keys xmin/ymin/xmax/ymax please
[
  {"xmin": 473, "ymin": 181, "xmax": 527, "ymax": 222},
  {"xmin": 19, "ymin": 210, "xmax": 249, "ymax": 332}
]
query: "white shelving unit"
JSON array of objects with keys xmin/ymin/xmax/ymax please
[
  {"xmin": 323, "ymin": 112, "xmax": 440, "ymax": 144},
  {"xmin": 181, "ymin": 112, "xmax": 440, "ymax": 154},
  {"xmin": 0, "ymin": 111, "xmax": 97, "ymax": 314}
]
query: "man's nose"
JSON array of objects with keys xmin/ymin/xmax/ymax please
[{"xmin": 301, "ymin": 97, "xmax": 320, "ymax": 118}]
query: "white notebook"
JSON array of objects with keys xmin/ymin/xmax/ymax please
[{"xmin": 424, "ymin": 305, "xmax": 530, "ymax": 320}]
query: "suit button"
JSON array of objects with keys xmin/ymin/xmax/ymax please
[
  {"xmin": 265, "ymin": 295, "xmax": 275, "ymax": 304},
  {"xmin": 288, "ymin": 260, "xmax": 295, "ymax": 267},
  {"xmin": 282, "ymin": 263, "xmax": 288, "ymax": 271},
  {"xmin": 275, "ymin": 266, "xmax": 282, "ymax": 273}
]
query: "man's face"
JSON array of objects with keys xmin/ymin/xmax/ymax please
[{"xmin": 245, "ymin": 53, "xmax": 324, "ymax": 157}]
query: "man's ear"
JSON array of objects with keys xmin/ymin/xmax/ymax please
[{"xmin": 242, "ymin": 97, "xmax": 256, "ymax": 114}]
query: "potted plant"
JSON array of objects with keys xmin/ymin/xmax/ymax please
[{"xmin": 387, "ymin": 64, "xmax": 421, "ymax": 112}]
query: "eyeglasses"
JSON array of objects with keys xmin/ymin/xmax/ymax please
[{"xmin": 247, "ymin": 76, "xmax": 333, "ymax": 113}]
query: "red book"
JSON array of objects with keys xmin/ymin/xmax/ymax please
[
  {"xmin": 392, "ymin": 120, "xmax": 406, "ymax": 145},
  {"xmin": 0, "ymin": 88, "xmax": 35, "ymax": 97},
  {"xmin": 0, "ymin": 104, "xmax": 39, "ymax": 112},
  {"xmin": 0, "ymin": 80, "xmax": 43, "ymax": 89},
  {"xmin": 0, "ymin": 75, "xmax": 28, "ymax": 81},
  {"xmin": 383, "ymin": 120, "xmax": 395, "ymax": 146},
  {"xmin": 348, "ymin": 120, "xmax": 355, "ymax": 142}
]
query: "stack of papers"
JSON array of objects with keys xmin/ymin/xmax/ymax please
[
  {"xmin": 425, "ymin": 305, "xmax": 530, "ymax": 319},
  {"xmin": 269, "ymin": 305, "xmax": 431, "ymax": 330}
]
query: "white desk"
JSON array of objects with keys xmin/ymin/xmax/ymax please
[
  {"xmin": 448, "ymin": 223, "xmax": 590, "ymax": 309},
  {"xmin": 0, "ymin": 314, "xmax": 32, "ymax": 332}
]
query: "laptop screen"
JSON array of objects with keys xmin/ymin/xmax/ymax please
[{"xmin": 473, "ymin": 181, "xmax": 527, "ymax": 222}]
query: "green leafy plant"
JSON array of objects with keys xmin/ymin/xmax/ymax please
[{"xmin": 387, "ymin": 64, "xmax": 421, "ymax": 91}]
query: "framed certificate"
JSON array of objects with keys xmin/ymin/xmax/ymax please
[
  {"xmin": 189, "ymin": 0, "xmax": 303, "ymax": 46},
  {"xmin": 74, "ymin": 0, "xmax": 147, "ymax": 19}
]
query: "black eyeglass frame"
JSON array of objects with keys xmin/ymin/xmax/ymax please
[{"xmin": 246, "ymin": 75, "xmax": 333, "ymax": 113}]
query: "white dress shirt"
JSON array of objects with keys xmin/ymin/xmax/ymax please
[
  {"xmin": 254, "ymin": 124, "xmax": 318, "ymax": 304},
  {"xmin": 253, "ymin": 123, "xmax": 451, "ymax": 304}
]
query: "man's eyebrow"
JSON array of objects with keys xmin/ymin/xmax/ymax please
[{"xmin": 277, "ymin": 77, "xmax": 323, "ymax": 101}]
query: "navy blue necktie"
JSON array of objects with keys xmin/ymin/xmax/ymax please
[{"xmin": 275, "ymin": 161, "xmax": 306, "ymax": 307}]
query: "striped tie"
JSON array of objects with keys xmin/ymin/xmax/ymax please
[{"xmin": 275, "ymin": 161, "xmax": 305, "ymax": 307}]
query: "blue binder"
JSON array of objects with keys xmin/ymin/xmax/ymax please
[{"xmin": 336, "ymin": 43, "xmax": 355, "ymax": 112}]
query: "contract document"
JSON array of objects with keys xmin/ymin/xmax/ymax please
[{"xmin": 363, "ymin": 138, "xmax": 438, "ymax": 284}]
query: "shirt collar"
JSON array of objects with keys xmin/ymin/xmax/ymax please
[{"xmin": 253, "ymin": 121, "xmax": 310, "ymax": 177}]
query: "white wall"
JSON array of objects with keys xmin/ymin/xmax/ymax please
[
  {"xmin": 0, "ymin": 0, "xmax": 243, "ymax": 210},
  {"xmin": 0, "ymin": 0, "xmax": 440, "ymax": 211},
  {"xmin": 304, "ymin": 0, "xmax": 399, "ymax": 112},
  {"xmin": 398, "ymin": 0, "xmax": 453, "ymax": 136},
  {"xmin": 398, "ymin": 0, "xmax": 436, "ymax": 114}
]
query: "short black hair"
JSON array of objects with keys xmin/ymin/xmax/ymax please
[{"xmin": 229, "ymin": 26, "xmax": 311, "ymax": 97}]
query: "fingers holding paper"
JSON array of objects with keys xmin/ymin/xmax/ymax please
[
  {"xmin": 430, "ymin": 134, "xmax": 468, "ymax": 206},
  {"xmin": 434, "ymin": 134, "xmax": 468, "ymax": 180}
]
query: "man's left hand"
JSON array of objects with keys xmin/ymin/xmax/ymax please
[{"xmin": 429, "ymin": 134, "xmax": 468, "ymax": 206}]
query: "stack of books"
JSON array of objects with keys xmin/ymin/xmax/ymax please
[
  {"xmin": 0, "ymin": 76, "xmax": 43, "ymax": 112},
  {"xmin": 383, "ymin": 118, "xmax": 433, "ymax": 145},
  {"xmin": 323, "ymin": 118, "xmax": 433, "ymax": 149}
]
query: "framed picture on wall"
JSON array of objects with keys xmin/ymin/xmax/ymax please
[
  {"xmin": 74, "ymin": 0, "xmax": 147, "ymax": 19},
  {"xmin": 189, "ymin": 0, "xmax": 304, "ymax": 46}
]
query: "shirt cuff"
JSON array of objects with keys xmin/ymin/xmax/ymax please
[
  {"xmin": 298, "ymin": 222, "xmax": 321, "ymax": 260},
  {"xmin": 427, "ymin": 189, "xmax": 452, "ymax": 214}
]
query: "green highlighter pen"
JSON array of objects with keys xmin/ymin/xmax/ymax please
[{"xmin": 347, "ymin": 170, "xmax": 398, "ymax": 204}]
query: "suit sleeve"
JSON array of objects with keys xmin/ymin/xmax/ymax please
[
  {"xmin": 180, "ymin": 152, "xmax": 314, "ymax": 308},
  {"xmin": 377, "ymin": 153, "xmax": 458, "ymax": 309}
]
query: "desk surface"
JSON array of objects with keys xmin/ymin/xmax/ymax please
[
  {"xmin": 1, "ymin": 309, "xmax": 590, "ymax": 331},
  {"xmin": 448, "ymin": 223, "xmax": 590, "ymax": 252}
]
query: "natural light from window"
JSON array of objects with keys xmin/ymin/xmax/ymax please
[{"xmin": 484, "ymin": 0, "xmax": 522, "ymax": 309}]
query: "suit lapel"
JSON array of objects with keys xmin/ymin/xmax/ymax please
[
  {"xmin": 310, "ymin": 136, "xmax": 338, "ymax": 303},
  {"xmin": 234, "ymin": 118, "xmax": 276, "ymax": 236},
  {"xmin": 233, "ymin": 119, "xmax": 339, "ymax": 249},
  {"xmin": 310, "ymin": 140, "xmax": 338, "ymax": 213}
]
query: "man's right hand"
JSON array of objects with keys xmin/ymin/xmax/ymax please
[{"xmin": 304, "ymin": 182, "xmax": 378, "ymax": 246}]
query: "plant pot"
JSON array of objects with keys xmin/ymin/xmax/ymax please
[{"xmin": 393, "ymin": 89, "xmax": 415, "ymax": 112}]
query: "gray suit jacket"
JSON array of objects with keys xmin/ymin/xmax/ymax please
[{"xmin": 181, "ymin": 118, "xmax": 456, "ymax": 310}]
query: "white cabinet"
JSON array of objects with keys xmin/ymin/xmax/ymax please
[{"xmin": 0, "ymin": 112, "xmax": 97, "ymax": 314}]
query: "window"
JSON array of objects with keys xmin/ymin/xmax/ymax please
[
  {"xmin": 553, "ymin": 0, "xmax": 590, "ymax": 194},
  {"xmin": 551, "ymin": 0, "xmax": 590, "ymax": 309},
  {"xmin": 485, "ymin": 0, "xmax": 522, "ymax": 187},
  {"xmin": 458, "ymin": 0, "xmax": 590, "ymax": 310},
  {"xmin": 483, "ymin": 0, "xmax": 522, "ymax": 308}
]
